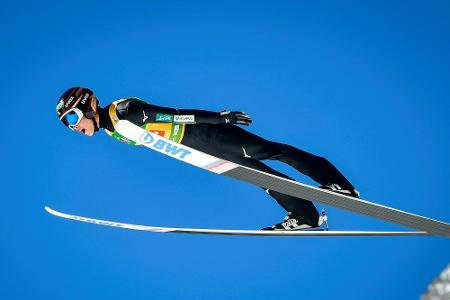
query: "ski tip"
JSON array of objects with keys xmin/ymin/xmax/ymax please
[
  {"xmin": 44, "ymin": 206, "xmax": 66, "ymax": 218},
  {"xmin": 44, "ymin": 206, "xmax": 54, "ymax": 214}
]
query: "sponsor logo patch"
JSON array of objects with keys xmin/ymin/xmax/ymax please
[
  {"xmin": 174, "ymin": 115, "xmax": 195, "ymax": 123},
  {"xmin": 142, "ymin": 111, "xmax": 149, "ymax": 122},
  {"xmin": 65, "ymin": 96, "xmax": 75, "ymax": 108},
  {"xmin": 155, "ymin": 114, "xmax": 174, "ymax": 122},
  {"xmin": 81, "ymin": 93, "xmax": 89, "ymax": 105},
  {"xmin": 139, "ymin": 132, "xmax": 191, "ymax": 159},
  {"xmin": 139, "ymin": 132, "xmax": 155, "ymax": 144},
  {"xmin": 56, "ymin": 100, "xmax": 64, "ymax": 112}
]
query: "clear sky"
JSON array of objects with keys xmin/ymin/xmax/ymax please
[{"xmin": 1, "ymin": 1, "xmax": 449, "ymax": 299}]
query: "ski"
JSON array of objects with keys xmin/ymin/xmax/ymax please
[
  {"xmin": 114, "ymin": 120, "xmax": 450, "ymax": 237},
  {"xmin": 44, "ymin": 207, "xmax": 428, "ymax": 237}
]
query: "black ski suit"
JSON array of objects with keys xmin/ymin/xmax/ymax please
[{"xmin": 98, "ymin": 98, "xmax": 356, "ymax": 226}]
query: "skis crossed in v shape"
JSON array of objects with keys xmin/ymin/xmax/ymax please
[{"xmin": 46, "ymin": 121, "xmax": 450, "ymax": 237}]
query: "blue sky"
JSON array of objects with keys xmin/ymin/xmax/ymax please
[{"xmin": 1, "ymin": 1, "xmax": 449, "ymax": 299}]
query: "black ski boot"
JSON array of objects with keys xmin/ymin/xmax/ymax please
[
  {"xmin": 262, "ymin": 211, "xmax": 328, "ymax": 231},
  {"xmin": 321, "ymin": 183, "xmax": 360, "ymax": 198}
]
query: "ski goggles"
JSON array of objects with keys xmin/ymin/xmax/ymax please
[{"xmin": 60, "ymin": 107, "xmax": 84, "ymax": 130}]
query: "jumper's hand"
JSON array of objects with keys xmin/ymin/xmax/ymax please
[{"xmin": 220, "ymin": 111, "xmax": 252, "ymax": 126}]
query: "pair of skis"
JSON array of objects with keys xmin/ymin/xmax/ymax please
[{"xmin": 46, "ymin": 120, "xmax": 450, "ymax": 237}]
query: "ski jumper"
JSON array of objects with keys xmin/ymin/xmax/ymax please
[{"xmin": 98, "ymin": 98, "xmax": 355, "ymax": 226}]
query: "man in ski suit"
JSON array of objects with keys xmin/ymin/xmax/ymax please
[{"xmin": 56, "ymin": 87, "xmax": 360, "ymax": 230}]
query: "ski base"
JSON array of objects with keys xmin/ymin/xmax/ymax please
[{"xmin": 45, "ymin": 206, "xmax": 429, "ymax": 237}]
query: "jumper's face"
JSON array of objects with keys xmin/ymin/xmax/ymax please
[{"xmin": 72, "ymin": 116, "xmax": 95, "ymax": 136}]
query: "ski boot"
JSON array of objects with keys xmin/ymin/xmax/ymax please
[
  {"xmin": 321, "ymin": 183, "xmax": 360, "ymax": 198},
  {"xmin": 262, "ymin": 210, "xmax": 328, "ymax": 231}
]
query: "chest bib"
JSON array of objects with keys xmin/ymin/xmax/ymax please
[{"xmin": 104, "ymin": 99, "xmax": 186, "ymax": 146}]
